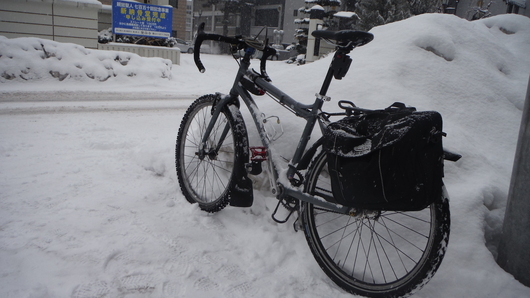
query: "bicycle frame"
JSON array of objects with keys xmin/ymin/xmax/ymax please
[{"xmin": 199, "ymin": 49, "xmax": 352, "ymax": 214}]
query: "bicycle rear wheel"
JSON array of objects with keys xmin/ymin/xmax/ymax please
[
  {"xmin": 175, "ymin": 94, "xmax": 246, "ymax": 212},
  {"xmin": 301, "ymin": 151, "xmax": 450, "ymax": 297}
]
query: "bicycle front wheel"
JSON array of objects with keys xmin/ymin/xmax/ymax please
[
  {"xmin": 175, "ymin": 94, "xmax": 245, "ymax": 212},
  {"xmin": 301, "ymin": 151, "xmax": 450, "ymax": 298}
]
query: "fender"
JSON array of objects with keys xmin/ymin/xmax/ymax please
[{"xmin": 213, "ymin": 93, "xmax": 254, "ymax": 207}]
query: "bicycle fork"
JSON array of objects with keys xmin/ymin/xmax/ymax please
[{"xmin": 199, "ymin": 93, "xmax": 254, "ymax": 208}]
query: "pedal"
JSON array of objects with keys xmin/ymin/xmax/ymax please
[
  {"xmin": 248, "ymin": 147, "xmax": 267, "ymax": 175},
  {"xmin": 250, "ymin": 147, "xmax": 267, "ymax": 161}
]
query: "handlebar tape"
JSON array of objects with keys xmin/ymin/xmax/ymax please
[
  {"xmin": 193, "ymin": 23, "xmax": 207, "ymax": 73},
  {"xmin": 193, "ymin": 22, "xmax": 242, "ymax": 73}
]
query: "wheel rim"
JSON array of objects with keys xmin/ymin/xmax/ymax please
[
  {"xmin": 305, "ymin": 153, "xmax": 437, "ymax": 291},
  {"xmin": 308, "ymin": 205, "xmax": 435, "ymax": 288},
  {"xmin": 179, "ymin": 103, "xmax": 235, "ymax": 204}
]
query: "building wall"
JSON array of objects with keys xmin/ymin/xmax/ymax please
[
  {"xmin": 0, "ymin": 0, "xmax": 102, "ymax": 49},
  {"xmin": 173, "ymin": 0, "xmax": 187, "ymax": 39},
  {"xmin": 454, "ymin": 0, "xmax": 529, "ymax": 19},
  {"xmin": 186, "ymin": 0, "xmax": 193, "ymax": 40},
  {"xmin": 191, "ymin": 0, "xmax": 290, "ymax": 41},
  {"xmin": 283, "ymin": 0, "xmax": 306, "ymax": 45},
  {"xmin": 192, "ymin": 0, "xmax": 227, "ymax": 35},
  {"xmin": 98, "ymin": 4, "xmax": 112, "ymax": 31}
]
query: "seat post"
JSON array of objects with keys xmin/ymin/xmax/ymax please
[{"xmin": 319, "ymin": 67, "xmax": 335, "ymax": 96}]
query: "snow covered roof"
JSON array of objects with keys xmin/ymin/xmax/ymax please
[
  {"xmin": 305, "ymin": 0, "xmax": 341, "ymax": 5},
  {"xmin": 310, "ymin": 5, "xmax": 325, "ymax": 11},
  {"xmin": 334, "ymin": 11, "xmax": 358, "ymax": 18},
  {"xmin": 294, "ymin": 18, "xmax": 310, "ymax": 24}
]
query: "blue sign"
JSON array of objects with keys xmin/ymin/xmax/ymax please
[{"xmin": 112, "ymin": 0, "xmax": 173, "ymax": 39}]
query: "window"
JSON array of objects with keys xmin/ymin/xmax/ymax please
[{"xmin": 255, "ymin": 9, "xmax": 279, "ymax": 27}]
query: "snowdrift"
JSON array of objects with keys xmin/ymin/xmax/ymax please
[{"xmin": 0, "ymin": 36, "xmax": 172, "ymax": 83}]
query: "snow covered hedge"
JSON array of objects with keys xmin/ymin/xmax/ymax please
[{"xmin": 0, "ymin": 36, "xmax": 173, "ymax": 83}]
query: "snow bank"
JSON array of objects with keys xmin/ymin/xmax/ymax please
[{"xmin": 0, "ymin": 36, "xmax": 172, "ymax": 83}]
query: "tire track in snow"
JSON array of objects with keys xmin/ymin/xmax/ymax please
[{"xmin": 69, "ymin": 205, "xmax": 260, "ymax": 297}]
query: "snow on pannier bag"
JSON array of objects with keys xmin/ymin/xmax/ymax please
[{"xmin": 323, "ymin": 102, "xmax": 444, "ymax": 211}]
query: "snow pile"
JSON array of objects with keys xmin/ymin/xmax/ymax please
[
  {"xmin": 269, "ymin": 13, "xmax": 530, "ymax": 265},
  {"xmin": 1, "ymin": 13, "xmax": 530, "ymax": 298},
  {"xmin": 0, "ymin": 36, "xmax": 172, "ymax": 83}
]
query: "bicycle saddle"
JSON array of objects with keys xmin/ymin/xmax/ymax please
[{"xmin": 312, "ymin": 30, "xmax": 374, "ymax": 47}]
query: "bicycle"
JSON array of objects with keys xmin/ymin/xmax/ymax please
[{"xmin": 175, "ymin": 23, "xmax": 460, "ymax": 298}]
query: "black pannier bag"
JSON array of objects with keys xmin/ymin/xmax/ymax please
[{"xmin": 323, "ymin": 102, "xmax": 444, "ymax": 211}]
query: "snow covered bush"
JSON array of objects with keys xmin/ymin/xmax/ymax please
[
  {"xmin": 98, "ymin": 28, "xmax": 113, "ymax": 44},
  {"xmin": 0, "ymin": 36, "xmax": 172, "ymax": 83}
]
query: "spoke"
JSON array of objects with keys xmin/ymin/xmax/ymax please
[
  {"xmin": 185, "ymin": 159, "xmax": 201, "ymax": 187},
  {"xmin": 382, "ymin": 213, "xmax": 431, "ymax": 240},
  {"xmin": 315, "ymin": 212, "xmax": 347, "ymax": 229},
  {"xmin": 384, "ymin": 210, "xmax": 431, "ymax": 224},
  {"xmin": 341, "ymin": 219, "xmax": 362, "ymax": 271},
  {"xmin": 378, "ymin": 216, "xmax": 409, "ymax": 275},
  {"xmin": 206, "ymin": 159, "xmax": 234, "ymax": 173},
  {"xmin": 371, "ymin": 218, "xmax": 396, "ymax": 282},
  {"xmin": 211, "ymin": 161, "xmax": 229, "ymax": 193},
  {"xmin": 360, "ymin": 220, "xmax": 376, "ymax": 283},
  {"xmin": 332, "ymin": 216, "xmax": 352, "ymax": 260},
  {"xmin": 201, "ymin": 160, "xmax": 210, "ymax": 199},
  {"xmin": 352, "ymin": 219, "xmax": 363, "ymax": 276},
  {"xmin": 319, "ymin": 216, "xmax": 359, "ymax": 243},
  {"xmin": 360, "ymin": 217, "xmax": 425, "ymax": 262},
  {"xmin": 367, "ymin": 218, "xmax": 387, "ymax": 283},
  {"xmin": 377, "ymin": 218, "xmax": 398, "ymax": 282}
]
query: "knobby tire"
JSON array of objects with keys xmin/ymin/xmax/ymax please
[{"xmin": 175, "ymin": 94, "xmax": 247, "ymax": 212}]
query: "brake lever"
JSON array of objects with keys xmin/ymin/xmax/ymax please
[{"xmin": 260, "ymin": 45, "xmax": 276, "ymax": 82}]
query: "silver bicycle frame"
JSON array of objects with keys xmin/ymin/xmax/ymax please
[{"xmin": 199, "ymin": 55, "xmax": 351, "ymax": 214}]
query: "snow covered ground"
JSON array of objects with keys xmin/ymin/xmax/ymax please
[{"xmin": 1, "ymin": 13, "xmax": 530, "ymax": 298}]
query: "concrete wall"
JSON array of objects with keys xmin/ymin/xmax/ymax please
[
  {"xmin": 283, "ymin": 0, "xmax": 305, "ymax": 45},
  {"xmin": 98, "ymin": 42, "xmax": 180, "ymax": 64},
  {"xmin": 98, "ymin": 4, "xmax": 112, "ymax": 31},
  {"xmin": 0, "ymin": 0, "xmax": 102, "ymax": 49}
]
